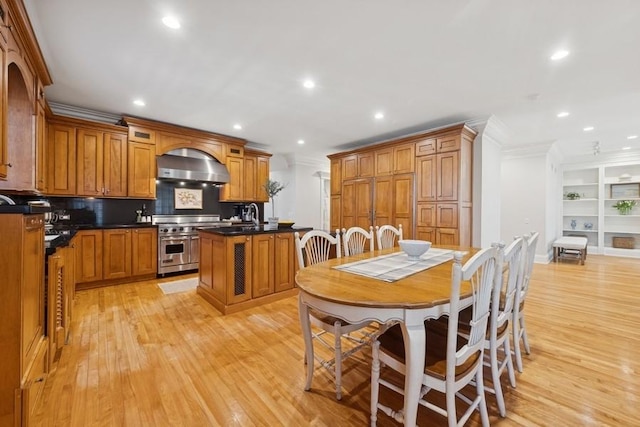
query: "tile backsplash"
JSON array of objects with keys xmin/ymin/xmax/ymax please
[{"xmin": 9, "ymin": 180, "xmax": 263, "ymax": 225}]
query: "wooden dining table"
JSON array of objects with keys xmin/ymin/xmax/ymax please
[{"xmin": 295, "ymin": 245, "xmax": 479, "ymax": 426}]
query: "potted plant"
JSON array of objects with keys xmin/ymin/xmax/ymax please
[
  {"xmin": 565, "ymin": 192, "xmax": 581, "ymax": 200},
  {"xmin": 613, "ymin": 200, "xmax": 637, "ymax": 215},
  {"xmin": 263, "ymin": 179, "xmax": 287, "ymax": 228}
]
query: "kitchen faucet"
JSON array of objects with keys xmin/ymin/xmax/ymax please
[{"xmin": 248, "ymin": 203, "xmax": 260, "ymax": 228}]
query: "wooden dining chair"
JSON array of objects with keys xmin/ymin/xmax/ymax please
[
  {"xmin": 512, "ymin": 231, "xmax": 539, "ymax": 372},
  {"xmin": 370, "ymin": 245, "xmax": 501, "ymax": 426},
  {"xmin": 294, "ymin": 229, "xmax": 371, "ymax": 400},
  {"xmin": 342, "ymin": 226, "xmax": 374, "ymax": 256},
  {"xmin": 375, "ymin": 224, "xmax": 403, "ymax": 250}
]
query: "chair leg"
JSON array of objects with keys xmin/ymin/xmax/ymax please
[
  {"xmin": 446, "ymin": 387, "xmax": 458, "ymax": 427},
  {"xmin": 334, "ymin": 321, "xmax": 343, "ymax": 400},
  {"xmin": 503, "ymin": 337, "xmax": 517, "ymax": 388},
  {"xmin": 520, "ymin": 315, "xmax": 531, "ymax": 355},
  {"xmin": 476, "ymin": 368, "xmax": 491, "ymax": 427},
  {"xmin": 490, "ymin": 343, "xmax": 506, "ymax": 417},
  {"xmin": 513, "ymin": 320, "xmax": 524, "ymax": 373},
  {"xmin": 370, "ymin": 341, "xmax": 381, "ymax": 426}
]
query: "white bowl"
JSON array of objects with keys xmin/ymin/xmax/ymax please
[{"xmin": 399, "ymin": 239, "xmax": 431, "ymax": 260}]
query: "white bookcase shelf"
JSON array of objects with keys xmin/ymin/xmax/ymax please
[{"xmin": 561, "ymin": 163, "xmax": 640, "ymax": 258}]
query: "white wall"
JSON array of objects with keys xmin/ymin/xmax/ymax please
[
  {"xmin": 267, "ymin": 154, "xmax": 330, "ymax": 229},
  {"xmin": 471, "ymin": 116, "xmax": 508, "ymax": 247}
]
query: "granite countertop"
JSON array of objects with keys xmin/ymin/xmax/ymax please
[{"xmin": 199, "ymin": 225, "xmax": 313, "ymax": 236}]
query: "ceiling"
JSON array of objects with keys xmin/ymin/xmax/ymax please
[{"xmin": 24, "ymin": 0, "xmax": 640, "ymax": 159}]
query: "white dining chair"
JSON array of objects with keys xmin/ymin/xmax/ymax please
[
  {"xmin": 370, "ymin": 245, "xmax": 502, "ymax": 426},
  {"xmin": 512, "ymin": 231, "xmax": 539, "ymax": 372},
  {"xmin": 342, "ymin": 226, "xmax": 374, "ymax": 256},
  {"xmin": 375, "ymin": 224, "xmax": 403, "ymax": 250},
  {"xmin": 294, "ymin": 229, "xmax": 371, "ymax": 400}
]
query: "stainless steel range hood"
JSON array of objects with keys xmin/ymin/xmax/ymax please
[{"xmin": 157, "ymin": 148, "xmax": 230, "ymax": 184}]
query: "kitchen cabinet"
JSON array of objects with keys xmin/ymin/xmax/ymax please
[
  {"xmin": 75, "ymin": 227, "xmax": 157, "ymax": 286},
  {"xmin": 0, "ymin": 214, "xmax": 49, "ymax": 426},
  {"xmin": 0, "ymin": 31, "xmax": 6, "ymax": 179},
  {"xmin": 47, "ymin": 244, "xmax": 75, "ymax": 368},
  {"xmin": 274, "ymin": 232, "xmax": 295, "ymax": 292},
  {"xmin": 328, "ymin": 123, "xmax": 474, "ymax": 243},
  {"xmin": 198, "ymin": 229, "xmax": 300, "ymax": 314},
  {"xmin": 415, "ymin": 126, "xmax": 473, "ymax": 246},
  {"xmin": 252, "ymin": 233, "xmax": 275, "ymax": 297},
  {"xmin": 35, "ymin": 101, "xmax": 47, "ymax": 192},
  {"xmin": 330, "ymin": 158, "xmax": 342, "ymax": 194},
  {"xmin": 103, "ymin": 229, "xmax": 132, "ymax": 280},
  {"xmin": 132, "ymin": 227, "xmax": 158, "ymax": 276},
  {"xmin": 77, "ymin": 128, "xmax": 128, "ymax": 197},
  {"xmin": 75, "ymin": 230, "xmax": 103, "ymax": 283},
  {"xmin": 47, "ymin": 123, "xmax": 77, "ymax": 195},
  {"xmin": 128, "ymin": 142, "xmax": 156, "ymax": 199},
  {"xmin": 219, "ymin": 155, "xmax": 244, "ymax": 201},
  {"xmin": 242, "ymin": 151, "xmax": 271, "ymax": 202}
]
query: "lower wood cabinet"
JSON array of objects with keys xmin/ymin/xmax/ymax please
[
  {"xmin": 0, "ymin": 214, "xmax": 48, "ymax": 426},
  {"xmin": 75, "ymin": 227, "xmax": 157, "ymax": 286},
  {"xmin": 47, "ymin": 244, "xmax": 76, "ymax": 368},
  {"xmin": 198, "ymin": 230, "xmax": 297, "ymax": 314}
]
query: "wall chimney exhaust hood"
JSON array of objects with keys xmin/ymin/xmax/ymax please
[{"xmin": 157, "ymin": 148, "xmax": 230, "ymax": 184}]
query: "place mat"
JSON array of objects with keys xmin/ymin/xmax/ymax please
[
  {"xmin": 158, "ymin": 277, "xmax": 198, "ymax": 294},
  {"xmin": 334, "ymin": 248, "xmax": 455, "ymax": 282}
]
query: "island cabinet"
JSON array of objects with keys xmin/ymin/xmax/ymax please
[
  {"xmin": 0, "ymin": 214, "xmax": 49, "ymax": 427},
  {"xmin": 197, "ymin": 229, "xmax": 300, "ymax": 315}
]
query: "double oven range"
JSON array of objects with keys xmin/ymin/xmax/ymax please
[{"xmin": 154, "ymin": 214, "xmax": 227, "ymax": 276}]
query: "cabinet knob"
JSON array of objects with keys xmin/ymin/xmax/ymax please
[{"xmin": 270, "ymin": 235, "xmax": 273, "ymax": 239}]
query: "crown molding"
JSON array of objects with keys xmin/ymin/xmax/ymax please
[
  {"xmin": 501, "ymin": 141, "xmax": 557, "ymax": 160},
  {"xmin": 284, "ymin": 153, "xmax": 330, "ymax": 169},
  {"xmin": 49, "ymin": 102, "xmax": 121, "ymax": 124}
]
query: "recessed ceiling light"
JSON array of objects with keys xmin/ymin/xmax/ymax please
[
  {"xmin": 550, "ymin": 50, "xmax": 570, "ymax": 61},
  {"xmin": 233, "ymin": 124, "xmax": 242, "ymax": 130},
  {"xmin": 583, "ymin": 126, "xmax": 594, "ymax": 132},
  {"xmin": 133, "ymin": 99, "xmax": 145, "ymax": 107},
  {"xmin": 627, "ymin": 135, "xmax": 638, "ymax": 140},
  {"xmin": 557, "ymin": 111, "xmax": 570, "ymax": 118},
  {"xmin": 374, "ymin": 112, "xmax": 385, "ymax": 120},
  {"xmin": 162, "ymin": 16, "xmax": 180, "ymax": 29},
  {"xmin": 302, "ymin": 79, "xmax": 315, "ymax": 89},
  {"xmin": 297, "ymin": 139, "xmax": 305, "ymax": 145},
  {"xmin": 622, "ymin": 146, "xmax": 631, "ymax": 150}
]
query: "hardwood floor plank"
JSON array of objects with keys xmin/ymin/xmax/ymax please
[{"xmin": 31, "ymin": 255, "xmax": 640, "ymax": 426}]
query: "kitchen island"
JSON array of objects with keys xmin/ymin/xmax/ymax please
[{"xmin": 197, "ymin": 225, "xmax": 312, "ymax": 314}]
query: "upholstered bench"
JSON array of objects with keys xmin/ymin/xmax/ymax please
[{"xmin": 553, "ymin": 236, "xmax": 588, "ymax": 265}]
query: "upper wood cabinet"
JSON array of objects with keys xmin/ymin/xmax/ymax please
[
  {"xmin": 128, "ymin": 142, "xmax": 156, "ymax": 199},
  {"xmin": 77, "ymin": 129, "xmax": 128, "ymax": 197},
  {"xmin": 330, "ymin": 158, "xmax": 342, "ymax": 194},
  {"xmin": 242, "ymin": 150, "xmax": 271, "ymax": 202},
  {"xmin": 342, "ymin": 151, "xmax": 374, "ymax": 179},
  {"xmin": 219, "ymin": 156, "xmax": 244, "ymax": 202},
  {"xmin": 47, "ymin": 123, "xmax": 77, "ymax": 195},
  {"xmin": 35, "ymin": 102, "xmax": 46, "ymax": 192}
]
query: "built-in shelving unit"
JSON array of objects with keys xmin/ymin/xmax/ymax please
[{"xmin": 561, "ymin": 163, "xmax": 640, "ymax": 258}]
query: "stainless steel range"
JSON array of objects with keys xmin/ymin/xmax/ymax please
[{"xmin": 154, "ymin": 214, "xmax": 227, "ymax": 275}]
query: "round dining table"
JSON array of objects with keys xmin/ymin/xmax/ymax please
[{"xmin": 295, "ymin": 246, "xmax": 479, "ymax": 426}]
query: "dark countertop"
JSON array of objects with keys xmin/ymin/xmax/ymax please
[
  {"xmin": 199, "ymin": 225, "xmax": 313, "ymax": 236},
  {"xmin": 0, "ymin": 205, "xmax": 51, "ymax": 214}
]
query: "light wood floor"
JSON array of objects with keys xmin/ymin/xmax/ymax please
[{"xmin": 32, "ymin": 254, "xmax": 640, "ymax": 426}]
